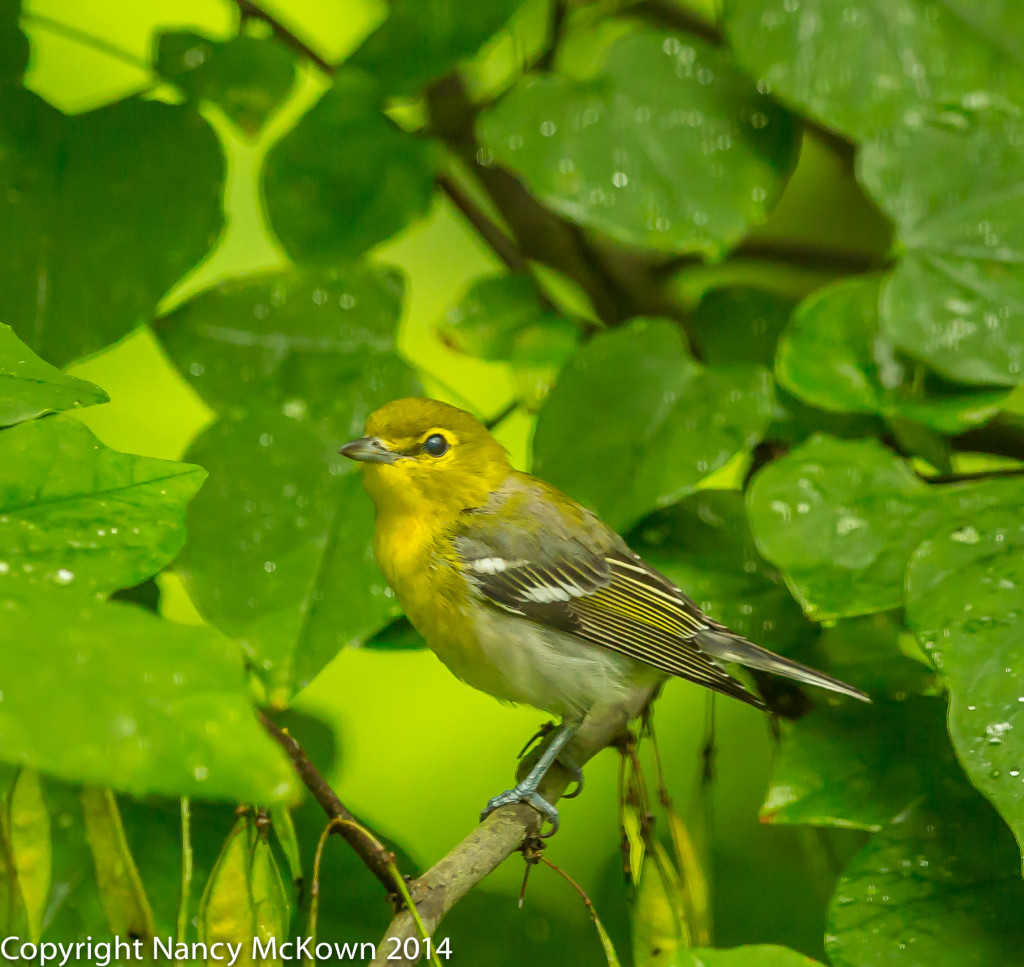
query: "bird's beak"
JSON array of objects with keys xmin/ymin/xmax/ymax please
[{"xmin": 339, "ymin": 436, "xmax": 399, "ymax": 464}]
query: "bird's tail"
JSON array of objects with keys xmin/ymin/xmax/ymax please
[{"xmin": 698, "ymin": 629, "xmax": 871, "ymax": 703}]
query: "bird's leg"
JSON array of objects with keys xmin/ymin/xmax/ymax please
[{"xmin": 481, "ymin": 720, "xmax": 581, "ymax": 836}]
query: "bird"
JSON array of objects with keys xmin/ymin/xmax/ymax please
[{"xmin": 340, "ymin": 398, "xmax": 869, "ymax": 833}]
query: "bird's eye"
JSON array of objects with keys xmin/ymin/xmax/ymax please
[{"xmin": 423, "ymin": 433, "xmax": 450, "ymax": 457}]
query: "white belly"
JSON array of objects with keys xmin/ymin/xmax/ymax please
[{"xmin": 449, "ymin": 605, "xmax": 664, "ymax": 722}]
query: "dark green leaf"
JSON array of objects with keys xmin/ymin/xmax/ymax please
[
  {"xmin": 479, "ymin": 29, "xmax": 797, "ymax": 257},
  {"xmin": 155, "ymin": 29, "xmax": 297, "ymax": 136},
  {"xmin": 177, "ymin": 408, "xmax": 405, "ymax": 698},
  {"xmin": 723, "ymin": 0, "xmax": 1024, "ymax": 142},
  {"xmin": 746, "ymin": 434, "xmax": 1024, "ymax": 619},
  {"xmin": 860, "ymin": 110, "xmax": 1024, "ymax": 386},
  {"xmin": 778, "ymin": 277, "xmax": 1008, "ymax": 430},
  {"xmin": 534, "ymin": 319, "xmax": 773, "ymax": 530},
  {"xmin": 1, "ymin": 90, "xmax": 223, "ymax": 365},
  {"xmin": 0, "ymin": 593, "xmax": 297, "ymax": 803},
  {"xmin": 263, "ymin": 70, "xmax": 437, "ymax": 263},
  {"xmin": 906, "ymin": 506, "xmax": 1024, "ymax": 857},
  {"xmin": 691, "ymin": 287, "xmax": 794, "ymax": 368},
  {"xmin": 0, "ymin": 416, "xmax": 206, "ymax": 595},
  {"xmin": 155, "ymin": 263, "xmax": 411, "ymax": 430},
  {"xmin": 0, "ymin": 0, "xmax": 29, "ymax": 86},
  {"xmin": 762, "ymin": 696, "xmax": 950, "ymax": 831},
  {"xmin": 347, "ymin": 0, "xmax": 525, "ymax": 96},
  {"xmin": 0, "ymin": 323, "xmax": 108, "ymax": 426},
  {"xmin": 630, "ymin": 490, "xmax": 813, "ymax": 652},
  {"xmin": 827, "ymin": 783, "xmax": 1024, "ymax": 966},
  {"xmin": 363, "ymin": 617, "xmax": 426, "ymax": 651}
]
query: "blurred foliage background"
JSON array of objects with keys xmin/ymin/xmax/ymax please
[{"xmin": 2, "ymin": 0, "xmax": 1024, "ymax": 964}]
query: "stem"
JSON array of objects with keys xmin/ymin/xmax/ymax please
[
  {"xmin": 436, "ymin": 173, "xmax": 526, "ymax": 272},
  {"xmin": 259, "ymin": 711, "xmax": 398, "ymax": 897},
  {"xmin": 176, "ymin": 797, "xmax": 193, "ymax": 953}
]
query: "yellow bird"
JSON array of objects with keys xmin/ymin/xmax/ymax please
[{"xmin": 341, "ymin": 398, "xmax": 868, "ymax": 832}]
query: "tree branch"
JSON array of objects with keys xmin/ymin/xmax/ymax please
[
  {"xmin": 232, "ymin": 0, "xmax": 335, "ymax": 75},
  {"xmin": 952, "ymin": 413, "xmax": 1024, "ymax": 463},
  {"xmin": 369, "ymin": 704, "xmax": 642, "ymax": 966},
  {"xmin": 259, "ymin": 711, "xmax": 399, "ymax": 898}
]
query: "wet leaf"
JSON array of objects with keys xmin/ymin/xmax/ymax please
[
  {"xmin": 630, "ymin": 490, "xmax": 813, "ymax": 653},
  {"xmin": 264, "ymin": 70, "xmax": 437, "ymax": 263},
  {"xmin": 479, "ymin": 29, "xmax": 797, "ymax": 257},
  {"xmin": 746, "ymin": 435, "xmax": 1024, "ymax": 619},
  {"xmin": 0, "ymin": 592, "xmax": 298, "ymax": 804},
  {"xmin": 535, "ymin": 319, "xmax": 773, "ymax": 530},
  {"xmin": 827, "ymin": 784, "xmax": 1024, "ymax": 966},
  {"xmin": 761, "ymin": 696, "xmax": 951, "ymax": 831},
  {"xmin": 80, "ymin": 786, "xmax": 155, "ymax": 942},
  {"xmin": 860, "ymin": 110, "xmax": 1024, "ymax": 386},
  {"xmin": 723, "ymin": 0, "xmax": 1024, "ymax": 142},
  {"xmin": 348, "ymin": 0, "xmax": 525, "ymax": 95},
  {"xmin": 906, "ymin": 506, "xmax": 1024, "ymax": 858},
  {"xmin": 6, "ymin": 769, "xmax": 50, "ymax": 941},
  {"xmin": 155, "ymin": 29, "xmax": 297, "ymax": 135},
  {"xmin": 778, "ymin": 277, "xmax": 1009, "ymax": 430},
  {"xmin": 0, "ymin": 416, "xmax": 206, "ymax": 595},
  {"xmin": 1, "ymin": 89, "xmax": 223, "ymax": 365},
  {"xmin": 691, "ymin": 287, "xmax": 794, "ymax": 368},
  {"xmin": 0, "ymin": 323, "xmax": 108, "ymax": 427}
]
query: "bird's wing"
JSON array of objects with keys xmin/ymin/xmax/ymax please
[{"xmin": 453, "ymin": 480, "xmax": 763, "ymax": 708}]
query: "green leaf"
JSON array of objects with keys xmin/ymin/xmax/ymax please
[
  {"xmin": 6, "ymin": 769, "xmax": 50, "ymax": 942},
  {"xmin": 939, "ymin": 1, "xmax": 1024, "ymax": 64},
  {"xmin": 691, "ymin": 287, "xmax": 794, "ymax": 368},
  {"xmin": 263, "ymin": 70, "xmax": 437, "ymax": 263},
  {"xmin": 632, "ymin": 841, "xmax": 690, "ymax": 966},
  {"xmin": 0, "ymin": 416, "xmax": 206, "ymax": 595},
  {"xmin": 535, "ymin": 319, "xmax": 773, "ymax": 530},
  {"xmin": 155, "ymin": 263, "xmax": 410, "ymax": 427},
  {"xmin": 479, "ymin": 29, "xmax": 797, "ymax": 257},
  {"xmin": 80, "ymin": 786, "xmax": 155, "ymax": 942},
  {"xmin": 199, "ymin": 817, "xmax": 257, "ymax": 953},
  {"xmin": 777, "ymin": 277, "xmax": 1009, "ymax": 431},
  {"xmin": 0, "ymin": 323, "xmax": 108, "ymax": 427},
  {"xmin": 629, "ymin": 490, "xmax": 813, "ymax": 652},
  {"xmin": 0, "ymin": 0, "xmax": 29, "ymax": 87},
  {"xmin": 723, "ymin": 0, "xmax": 1024, "ymax": 142},
  {"xmin": 673, "ymin": 947, "xmax": 823, "ymax": 967},
  {"xmin": 1, "ymin": 90, "xmax": 223, "ymax": 365},
  {"xmin": 761, "ymin": 696, "xmax": 950, "ymax": 831},
  {"xmin": 155, "ymin": 29, "xmax": 297, "ymax": 136},
  {"xmin": 251, "ymin": 832, "xmax": 290, "ymax": 961},
  {"xmin": 0, "ymin": 593, "xmax": 298, "ymax": 804},
  {"xmin": 746, "ymin": 434, "xmax": 1024, "ymax": 619},
  {"xmin": 176, "ymin": 409, "xmax": 405, "ymax": 698},
  {"xmin": 347, "ymin": 0, "xmax": 525, "ymax": 96},
  {"xmin": 906, "ymin": 506, "xmax": 1024, "ymax": 859},
  {"xmin": 827, "ymin": 784, "xmax": 1024, "ymax": 966},
  {"xmin": 860, "ymin": 110, "xmax": 1024, "ymax": 386},
  {"xmin": 364, "ymin": 617, "xmax": 427, "ymax": 651}
]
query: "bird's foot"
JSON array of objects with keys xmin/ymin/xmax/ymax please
[
  {"xmin": 481, "ymin": 785, "xmax": 561, "ymax": 836},
  {"xmin": 562, "ymin": 762, "xmax": 584, "ymax": 800}
]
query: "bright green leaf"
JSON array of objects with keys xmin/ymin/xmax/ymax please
[
  {"xmin": 0, "ymin": 593, "xmax": 298, "ymax": 804},
  {"xmin": 6, "ymin": 769, "xmax": 50, "ymax": 942},
  {"xmin": 778, "ymin": 277, "xmax": 1009, "ymax": 430},
  {"xmin": 827, "ymin": 784, "xmax": 1024, "ymax": 966},
  {"xmin": 1, "ymin": 89, "xmax": 223, "ymax": 365},
  {"xmin": 723, "ymin": 0, "xmax": 1024, "ymax": 142},
  {"xmin": 347, "ymin": 0, "xmax": 525, "ymax": 96},
  {"xmin": 479, "ymin": 29, "xmax": 797, "ymax": 257},
  {"xmin": 251, "ymin": 833, "xmax": 289, "ymax": 964},
  {"xmin": 155, "ymin": 29, "xmax": 297, "ymax": 136},
  {"xmin": 906, "ymin": 507, "xmax": 1024, "ymax": 859},
  {"xmin": 535, "ymin": 319, "xmax": 773, "ymax": 530},
  {"xmin": 263, "ymin": 70, "xmax": 437, "ymax": 263},
  {"xmin": 80, "ymin": 786, "xmax": 155, "ymax": 943},
  {"xmin": 629, "ymin": 489, "xmax": 813, "ymax": 652},
  {"xmin": 746, "ymin": 434, "xmax": 1024, "ymax": 619},
  {"xmin": 0, "ymin": 416, "xmax": 206, "ymax": 595},
  {"xmin": 199, "ymin": 817, "xmax": 256, "ymax": 955},
  {"xmin": 0, "ymin": 323, "xmax": 108, "ymax": 427},
  {"xmin": 673, "ymin": 946, "xmax": 823, "ymax": 967},
  {"xmin": 632, "ymin": 841, "xmax": 690, "ymax": 966},
  {"xmin": 860, "ymin": 110, "xmax": 1024, "ymax": 386}
]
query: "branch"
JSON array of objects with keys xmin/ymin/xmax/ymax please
[
  {"xmin": 369, "ymin": 704, "xmax": 641, "ymax": 966},
  {"xmin": 436, "ymin": 174, "xmax": 527, "ymax": 273},
  {"xmin": 952, "ymin": 413, "xmax": 1024, "ymax": 463},
  {"xmin": 259, "ymin": 711, "xmax": 398, "ymax": 897},
  {"xmin": 232, "ymin": 0, "xmax": 336, "ymax": 75}
]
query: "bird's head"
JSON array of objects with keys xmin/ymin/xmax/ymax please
[{"xmin": 340, "ymin": 398, "xmax": 511, "ymax": 515}]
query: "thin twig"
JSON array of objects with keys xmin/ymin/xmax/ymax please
[
  {"xmin": 258, "ymin": 711, "xmax": 397, "ymax": 896},
  {"xmin": 437, "ymin": 174, "xmax": 526, "ymax": 272},
  {"xmin": 231, "ymin": 0, "xmax": 335, "ymax": 74}
]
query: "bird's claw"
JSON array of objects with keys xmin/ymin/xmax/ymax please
[
  {"xmin": 480, "ymin": 786, "xmax": 561, "ymax": 837},
  {"xmin": 562, "ymin": 766, "xmax": 584, "ymax": 800}
]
